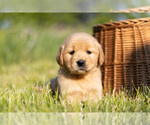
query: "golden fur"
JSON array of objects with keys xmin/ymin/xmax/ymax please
[{"xmin": 49, "ymin": 32, "xmax": 104, "ymax": 104}]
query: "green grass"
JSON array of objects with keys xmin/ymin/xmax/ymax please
[
  {"xmin": 0, "ymin": 60, "xmax": 149, "ymax": 112},
  {"xmin": 0, "ymin": 80, "xmax": 150, "ymax": 112},
  {"xmin": 0, "ymin": 61, "xmax": 150, "ymax": 112}
]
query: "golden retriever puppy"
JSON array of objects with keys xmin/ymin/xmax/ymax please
[{"xmin": 49, "ymin": 32, "xmax": 104, "ymax": 104}]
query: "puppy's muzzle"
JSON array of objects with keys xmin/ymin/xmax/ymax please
[{"xmin": 77, "ymin": 59, "xmax": 85, "ymax": 67}]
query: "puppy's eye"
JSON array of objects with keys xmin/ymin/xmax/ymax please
[
  {"xmin": 87, "ymin": 50, "xmax": 92, "ymax": 54},
  {"xmin": 69, "ymin": 51, "xmax": 75, "ymax": 55}
]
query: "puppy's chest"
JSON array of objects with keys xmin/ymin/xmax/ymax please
[{"xmin": 58, "ymin": 75, "xmax": 102, "ymax": 94}]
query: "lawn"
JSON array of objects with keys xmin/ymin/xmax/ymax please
[{"xmin": 0, "ymin": 65, "xmax": 150, "ymax": 112}]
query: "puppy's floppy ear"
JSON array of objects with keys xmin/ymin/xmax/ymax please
[
  {"xmin": 56, "ymin": 45, "xmax": 64, "ymax": 67},
  {"xmin": 98, "ymin": 44, "xmax": 104, "ymax": 67}
]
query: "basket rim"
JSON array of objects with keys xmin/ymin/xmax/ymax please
[{"xmin": 93, "ymin": 17, "xmax": 150, "ymax": 30}]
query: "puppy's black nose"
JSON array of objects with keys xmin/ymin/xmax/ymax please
[{"xmin": 77, "ymin": 60, "xmax": 85, "ymax": 67}]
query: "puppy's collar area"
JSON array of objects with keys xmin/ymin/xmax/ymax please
[
  {"xmin": 59, "ymin": 67, "xmax": 99, "ymax": 80},
  {"xmin": 59, "ymin": 67, "xmax": 87, "ymax": 79}
]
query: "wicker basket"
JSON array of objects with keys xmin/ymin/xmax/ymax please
[{"xmin": 93, "ymin": 18, "xmax": 150, "ymax": 94}]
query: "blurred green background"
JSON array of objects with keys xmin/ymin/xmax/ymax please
[
  {"xmin": 1, "ymin": 0, "xmax": 150, "ymax": 12},
  {"xmin": 0, "ymin": 13, "xmax": 150, "ymax": 66}
]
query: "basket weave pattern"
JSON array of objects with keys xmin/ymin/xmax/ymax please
[{"xmin": 93, "ymin": 18, "xmax": 150, "ymax": 93}]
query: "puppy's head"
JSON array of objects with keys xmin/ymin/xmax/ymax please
[{"xmin": 56, "ymin": 32, "xmax": 104, "ymax": 74}]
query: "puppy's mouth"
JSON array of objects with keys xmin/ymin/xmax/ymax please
[
  {"xmin": 76, "ymin": 67, "xmax": 87, "ymax": 74},
  {"xmin": 78, "ymin": 68, "xmax": 85, "ymax": 71}
]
